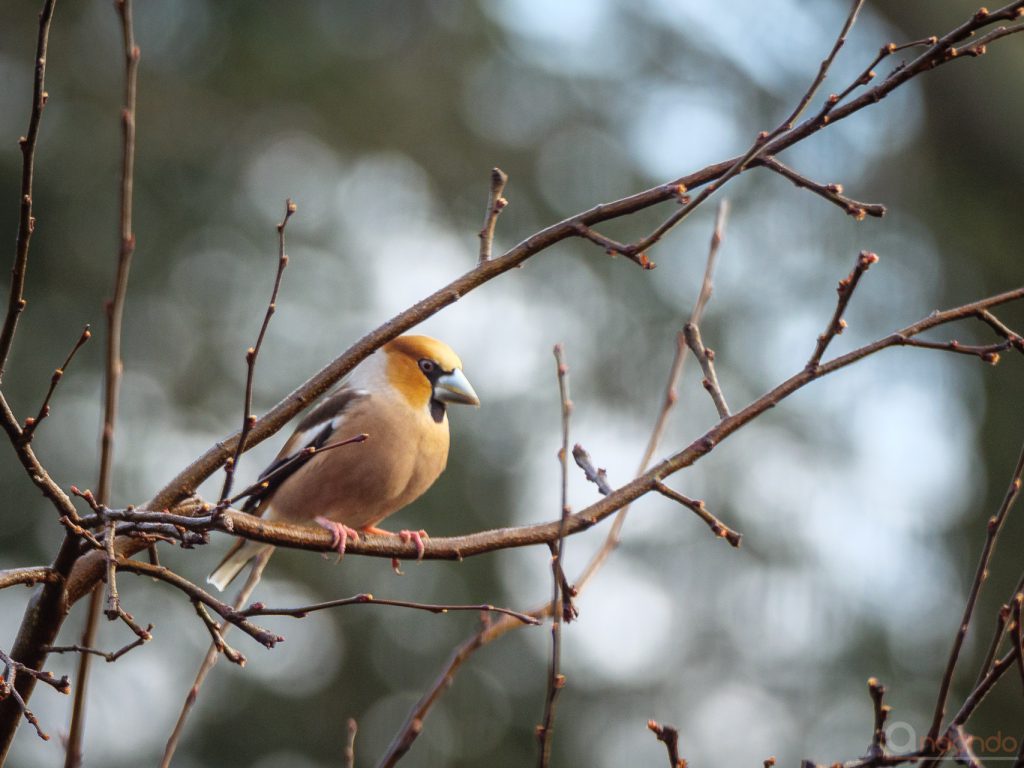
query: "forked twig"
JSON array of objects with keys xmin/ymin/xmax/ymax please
[
  {"xmin": 654, "ymin": 481, "xmax": 741, "ymax": 547},
  {"xmin": 478, "ymin": 167, "xmax": 508, "ymax": 264},
  {"xmin": 757, "ymin": 156, "xmax": 885, "ymax": 220},
  {"xmin": 219, "ymin": 199, "xmax": 296, "ymax": 506},
  {"xmin": 807, "ymin": 251, "xmax": 878, "ymax": 369},
  {"xmin": 647, "ymin": 720, "xmax": 684, "ymax": 768},
  {"xmin": 0, "ymin": 0, "xmax": 57, "ymax": 382},
  {"xmin": 683, "ymin": 322, "xmax": 730, "ymax": 419},
  {"xmin": 926, "ymin": 440, "xmax": 1024, "ymax": 745},
  {"xmin": 537, "ymin": 344, "xmax": 575, "ymax": 767},
  {"xmin": 22, "ymin": 325, "xmax": 91, "ymax": 439}
]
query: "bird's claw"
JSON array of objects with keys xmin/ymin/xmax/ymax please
[
  {"xmin": 315, "ymin": 516, "xmax": 360, "ymax": 557},
  {"xmin": 399, "ymin": 529, "xmax": 429, "ymax": 560}
]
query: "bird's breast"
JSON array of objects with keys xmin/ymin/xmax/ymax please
[{"xmin": 266, "ymin": 393, "xmax": 450, "ymax": 529}]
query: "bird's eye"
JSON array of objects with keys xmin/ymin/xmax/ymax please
[{"xmin": 419, "ymin": 359, "xmax": 436, "ymax": 374}]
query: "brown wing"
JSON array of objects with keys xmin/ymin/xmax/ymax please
[{"xmin": 240, "ymin": 388, "xmax": 366, "ymax": 514}]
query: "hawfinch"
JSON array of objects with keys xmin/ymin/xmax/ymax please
[{"xmin": 208, "ymin": 335, "xmax": 479, "ymax": 591}]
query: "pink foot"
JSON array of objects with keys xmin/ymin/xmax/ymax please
[
  {"xmin": 399, "ymin": 529, "xmax": 429, "ymax": 561},
  {"xmin": 363, "ymin": 525, "xmax": 429, "ymax": 573},
  {"xmin": 315, "ymin": 516, "xmax": 360, "ymax": 556}
]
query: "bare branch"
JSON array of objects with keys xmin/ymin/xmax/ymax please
[
  {"xmin": 926, "ymin": 439, "xmax": 1024, "ymax": 744},
  {"xmin": 240, "ymin": 594, "xmax": 538, "ymax": 624},
  {"xmin": 537, "ymin": 344, "xmax": 575, "ymax": 767},
  {"xmin": 66, "ymin": 3, "xmax": 141, "ymax": 758},
  {"xmin": 572, "ymin": 444, "xmax": 614, "ymax": 496},
  {"xmin": 0, "ymin": 648, "xmax": 68, "ymax": 742},
  {"xmin": 192, "ymin": 601, "xmax": 245, "ymax": 666},
  {"xmin": 975, "ymin": 308, "xmax": 1024, "ymax": 352},
  {"xmin": 757, "ymin": 156, "xmax": 885, "ymax": 220},
  {"xmin": 218, "ymin": 199, "xmax": 296, "ymax": 506},
  {"xmin": 0, "ymin": 567, "xmax": 59, "ymax": 591},
  {"xmin": 477, "ymin": 167, "xmax": 508, "ymax": 264},
  {"xmin": 115, "ymin": 559, "xmax": 283, "ymax": 649},
  {"xmin": 0, "ymin": 0, "xmax": 57, "ymax": 382},
  {"xmin": 654, "ymin": 481, "xmax": 741, "ymax": 547},
  {"xmin": 895, "ymin": 336, "xmax": 1008, "ymax": 363},
  {"xmin": 43, "ymin": 630, "xmax": 151, "ymax": 664},
  {"xmin": 683, "ymin": 322, "xmax": 730, "ymax": 419},
  {"xmin": 807, "ymin": 251, "xmax": 878, "ymax": 369},
  {"xmin": 22, "ymin": 325, "xmax": 91, "ymax": 440},
  {"xmin": 647, "ymin": 720, "xmax": 685, "ymax": 768},
  {"xmin": 866, "ymin": 677, "xmax": 889, "ymax": 758}
]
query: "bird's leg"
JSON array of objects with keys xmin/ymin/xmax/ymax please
[{"xmin": 314, "ymin": 516, "xmax": 361, "ymax": 557}]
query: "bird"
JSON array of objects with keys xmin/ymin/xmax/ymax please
[{"xmin": 208, "ymin": 334, "xmax": 479, "ymax": 591}]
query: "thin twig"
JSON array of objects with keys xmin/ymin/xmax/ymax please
[
  {"xmin": 218, "ymin": 199, "xmax": 296, "ymax": 506},
  {"xmin": 44, "ymin": 630, "xmax": 151, "ymax": 663},
  {"xmin": 115, "ymin": 559, "xmax": 283, "ymax": 648},
  {"xmin": 0, "ymin": 650, "xmax": 69, "ymax": 695},
  {"xmin": 160, "ymin": 550, "xmax": 270, "ymax": 768},
  {"xmin": 757, "ymin": 156, "xmax": 885, "ymax": 220},
  {"xmin": 926, "ymin": 439, "xmax": 1024, "ymax": 744},
  {"xmin": 103, "ymin": 522, "xmax": 119, "ymax": 620},
  {"xmin": 478, "ymin": 167, "xmax": 508, "ymax": 264},
  {"xmin": 240, "ymin": 594, "xmax": 538, "ymax": 624},
  {"xmin": 537, "ymin": 344, "xmax": 574, "ymax": 767},
  {"xmin": 975, "ymin": 309, "xmax": 1024, "ymax": 352},
  {"xmin": 974, "ymin": 600, "xmax": 1012, "ymax": 689},
  {"xmin": 572, "ymin": 445, "xmax": 614, "ymax": 496},
  {"xmin": 826, "ymin": 37, "xmax": 938, "ymax": 112},
  {"xmin": 682, "ymin": 322, "xmax": 730, "ymax": 418},
  {"xmin": 953, "ymin": 19, "xmax": 1024, "ymax": 56},
  {"xmin": 895, "ymin": 336, "xmax": 1007, "ymax": 363},
  {"xmin": 0, "ymin": 648, "xmax": 68, "ymax": 742},
  {"xmin": 192, "ymin": 600, "xmax": 245, "ymax": 666},
  {"xmin": 572, "ymin": 222, "xmax": 656, "ymax": 270},
  {"xmin": 1012, "ymin": 594, "xmax": 1024, "ymax": 694},
  {"xmin": 807, "ymin": 251, "xmax": 878, "ymax": 369},
  {"xmin": 654, "ymin": 481, "xmax": 742, "ymax": 547},
  {"xmin": 67, "ymin": 2, "xmax": 140, "ymax": 762},
  {"xmin": 0, "ymin": 0, "xmax": 57, "ymax": 383},
  {"xmin": 867, "ymin": 677, "xmax": 889, "ymax": 758},
  {"xmin": 22, "ymin": 324, "xmax": 90, "ymax": 439},
  {"xmin": 647, "ymin": 720, "xmax": 684, "ymax": 768}
]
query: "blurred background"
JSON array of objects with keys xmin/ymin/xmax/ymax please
[{"xmin": 1, "ymin": 1, "xmax": 1023, "ymax": 765}]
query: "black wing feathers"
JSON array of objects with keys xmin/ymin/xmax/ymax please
[{"xmin": 239, "ymin": 388, "xmax": 365, "ymax": 514}]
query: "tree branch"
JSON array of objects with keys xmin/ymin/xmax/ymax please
[{"xmin": 0, "ymin": 0, "xmax": 57, "ymax": 382}]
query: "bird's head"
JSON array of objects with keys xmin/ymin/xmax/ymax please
[{"xmin": 381, "ymin": 335, "xmax": 479, "ymax": 420}]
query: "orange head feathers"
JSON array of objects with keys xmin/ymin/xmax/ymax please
[{"xmin": 379, "ymin": 335, "xmax": 479, "ymax": 414}]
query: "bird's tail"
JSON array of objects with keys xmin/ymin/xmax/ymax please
[{"xmin": 207, "ymin": 538, "xmax": 275, "ymax": 592}]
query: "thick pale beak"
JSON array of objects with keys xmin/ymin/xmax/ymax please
[{"xmin": 434, "ymin": 368, "xmax": 480, "ymax": 407}]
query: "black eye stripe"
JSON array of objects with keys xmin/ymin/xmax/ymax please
[{"xmin": 418, "ymin": 358, "xmax": 448, "ymax": 383}]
